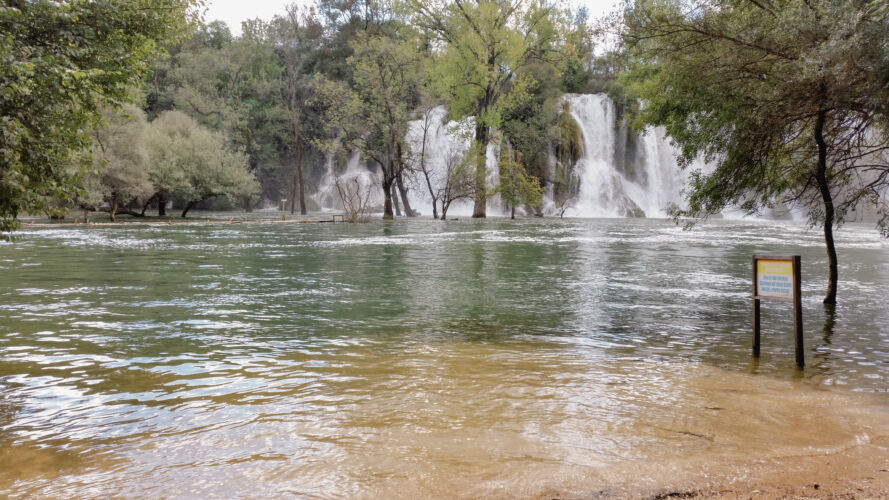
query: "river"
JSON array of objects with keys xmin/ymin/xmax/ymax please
[{"xmin": 1, "ymin": 216, "xmax": 888, "ymax": 497}]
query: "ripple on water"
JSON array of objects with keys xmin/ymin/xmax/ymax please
[{"xmin": 1, "ymin": 218, "xmax": 889, "ymax": 497}]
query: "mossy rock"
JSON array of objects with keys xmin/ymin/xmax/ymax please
[{"xmin": 557, "ymin": 105, "xmax": 583, "ymax": 165}]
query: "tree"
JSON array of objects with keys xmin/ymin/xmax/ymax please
[
  {"xmin": 146, "ymin": 111, "xmax": 259, "ymax": 218},
  {"xmin": 272, "ymin": 5, "xmax": 325, "ymax": 216},
  {"xmin": 157, "ymin": 21, "xmax": 287, "ymax": 210},
  {"xmin": 439, "ymin": 142, "xmax": 477, "ymax": 220},
  {"xmin": 499, "ymin": 57, "xmax": 565, "ymax": 203},
  {"xmin": 85, "ymin": 104, "xmax": 155, "ymax": 221},
  {"xmin": 412, "ymin": 102, "xmax": 444, "ymax": 219},
  {"xmin": 0, "ymin": 0, "xmax": 200, "ymax": 232},
  {"xmin": 621, "ymin": 0, "xmax": 889, "ymax": 304},
  {"xmin": 314, "ymin": 32, "xmax": 421, "ymax": 220},
  {"xmin": 334, "ymin": 175, "xmax": 375, "ymax": 222},
  {"xmin": 406, "ymin": 0, "xmax": 564, "ymax": 218},
  {"xmin": 495, "ymin": 144, "xmax": 543, "ymax": 219}
]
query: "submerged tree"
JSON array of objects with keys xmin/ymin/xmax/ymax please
[
  {"xmin": 407, "ymin": 0, "xmax": 565, "ymax": 218},
  {"xmin": 0, "ymin": 0, "xmax": 200, "ymax": 232},
  {"xmin": 314, "ymin": 32, "xmax": 421, "ymax": 220},
  {"xmin": 495, "ymin": 145, "xmax": 543, "ymax": 219},
  {"xmin": 412, "ymin": 102, "xmax": 444, "ymax": 219},
  {"xmin": 439, "ymin": 142, "xmax": 477, "ymax": 221},
  {"xmin": 86, "ymin": 104, "xmax": 155, "ymax": 221},
  {"xmin": 621, "ymin": 0, "xmax": 889, "ymax": 304},
  {"xmin": 146, "ymin": 111, "xmax": 259, "ymax": 218},
  {"xmin": 334, "ymin": 174, "xmax": 375, "ymax": 222}
]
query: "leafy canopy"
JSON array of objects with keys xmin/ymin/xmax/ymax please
[
  {"xmin": 0, "ymin": 0, "xmax": 201, "ymax": 231},
  {"xmin": 621, "ymin": 0, "xmax": 889, "ymax": 227}
]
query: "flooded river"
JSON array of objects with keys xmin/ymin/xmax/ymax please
[{"xmin": 1, "ymin": 217, "xmax": 888, "ymax": 497}]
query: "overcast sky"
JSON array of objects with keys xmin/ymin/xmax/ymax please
[{"xmin": 204, "ymin": 0, "xmax": 618, "ymax": 36}]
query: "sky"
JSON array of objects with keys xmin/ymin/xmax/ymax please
[{"xmin": 204, "ymin": 0, "xmax": 618, "ymax": 36}]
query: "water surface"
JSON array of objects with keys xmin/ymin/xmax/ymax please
[{"xmin": 2, "ymin": 217, "xmax": 888, "ymax": 497}]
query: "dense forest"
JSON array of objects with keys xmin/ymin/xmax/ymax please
[
  {"xmin": 140, "ymin": 1, "xmax": 620, "ymax": 222},
  {"xmin": 2, "ymin": 0, "xmax": 615, "ymax": 226}
]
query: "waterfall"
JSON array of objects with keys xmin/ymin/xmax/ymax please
[
  {"xmin": 405, "ymin": 108, "xmax": 492, "ymax": 217},
  {"xmin": 402, "ymin": 95, "xmax": 690, "ymax": 219},
  {"xmin": 314, "ymin": 151, "xmax": 383, "ymax": 212},
  {"xmin": 563, "ymin": 93, "xmax": 689, "ymax": 218}
]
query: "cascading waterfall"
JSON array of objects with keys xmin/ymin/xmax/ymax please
[
  {"xmin": 401, "ymin": 95, "xmax": 692, "ymax": 219},
  {"xmin": 563, "ymin": 94, "xmax": 689, "ymax": 218},
  {"xmin": 308, "ymin": 94, "xmax": 814, "ymax": 220},
  {"xmin": 632, "ymin": 126, "xmax": 687, "ymax": 217},
  {"xmin": 567, "ymin": 94, "xmax": 623, "ymax": 217},
  {"xmin": 405, "ymin": 108, "xmax": 502, "ymax": 217},
  {"xmin": 314, "ymin": 151, "xmax": 383, "ymax": 211}
]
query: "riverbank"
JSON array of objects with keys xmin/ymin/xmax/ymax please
[
  {"xmin": 18, "ymin": 213, "xmax": 345, "ymax": 227},
  {"xmin": 576, "ymin": 438, "xmax": 889, "ymax": 499}
]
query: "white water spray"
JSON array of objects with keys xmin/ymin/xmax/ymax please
[
  {"xmin": 314, "ymin": 151, "xmax": 383, "ymax": 212},
  {"xmin": 405, "ymin": 108, "xmax": 503, "ymax": 217},
  {"xmin": 399, "ymin": 95, "xmax": 693, "ymax": 219},
  {"xmin": 563, "ymin": 94, "xmax": 689, "ymax": 218}
]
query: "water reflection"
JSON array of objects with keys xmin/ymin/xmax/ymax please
[{"xmin": 1, "ymin": 217, "xmax": 888, "ymax": 496}]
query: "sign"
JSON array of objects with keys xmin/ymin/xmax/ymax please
[
  {"xmin": 752, "ymin": 255, "xmax": 804, "ymax": 368},
  {"xmin": 756, "ymin": 259, "xmax": 794, "ymax": 300}
]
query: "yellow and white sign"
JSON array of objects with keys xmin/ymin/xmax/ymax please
[{"xmin": 756, "ymin": 259, "xmax": 794, "ymax": 300}]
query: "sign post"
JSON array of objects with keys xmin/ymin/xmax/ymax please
[{"xmin": 752, "ymin": 255, "xmax": 804, "ymax": 368}]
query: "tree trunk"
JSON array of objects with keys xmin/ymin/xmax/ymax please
[
  {"xmin": 511, "ymin": 203, "xmax": 515, "ymax": 220},
  {"xmin": 383, "ymin": 183, "xmax": 394, "ymax": 220},
  {"xmin": 100, "ymin": 206, "xmax": 143, "ymax": 218},
  {"xmin": 441, "ymin": 201, "xmax": 450, "ymax": 220},
  {"xmin": 297, "ymin": 145, "xmax": 307, "ymax": 215},
  {"xmin": 391, "ymin": 184, "xmax": 402, "ymax": 217},
  {"xmin": 181, "ymin": 201, "xmax": 196, "ymax": 218},
  {"xmin": 109, "ymin": 197, "xmax": 118, "ymax": 223},
  {"xmin": 396, "ymin": 173, "xmax": 415, "ymax": 217},
  {"xmin": 419, "ymin": 111, "xmax": 438, "ymax": 219},
  {"xmin": 394, "ymin": 142, "xmax": 415, "ymax": 217},
  {"xmin": 814, "ymin": 107, "xmax": 838, "ymax": 305},
  {"xmin": 158, "ymin": 194, "xmax": 167, "ymax": 216},
  {"xmin": 424, "ymin": 171, "xmax": 439, "ymax": 219},
  {"xmin": 290, "ymin": 174, "xmax": 298, "ymax": 214},
  {"xmin": 472, "ymin": 123, "xmax": 488, "ymax": 218},
  {"xmin": 141, "ymin": 195, "xmax": 156, "ymax": 216}
]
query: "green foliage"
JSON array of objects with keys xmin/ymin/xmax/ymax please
[
  {"xmin": 1, "ymin": 0, "xmax": 602, "ymax": 224},
  {"xmin": 83, "ymin": 104, "xmax": 154, "ymax": 211},
  {"xmin": 415, "ymin": 0, "xmax": 566, "ymax": 127},
  {"xmin": 147, "ymin": 20, "xmax": 289, "ymax": 203},
  {"xmin": 407, "ymin": 0, "xmax": 567, "ymax": 215},
  {"xmin": 313, "ymin": 31, "xmax": 422, "ymax": 219},
  {"xmin": 146, "ymin": 111, "xmax": 259, "ymax": 213},
  {"xmin": 621, "ymin": 0, "xmax": 889, "ymax": 227},
  {"xmin": 621, "ymin": 0, "xmax": 889, "ymax": 302},
  {"xmin": 0, "ymin": 0, "xmax": 201, "ymax": 232},
  {"xmin": 500, "ymin": 63, "xmax": 562, "ymax": 183},
  {"xmin": 494, "ymin": 145, "xmax": 543, "ymax": 218}
]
